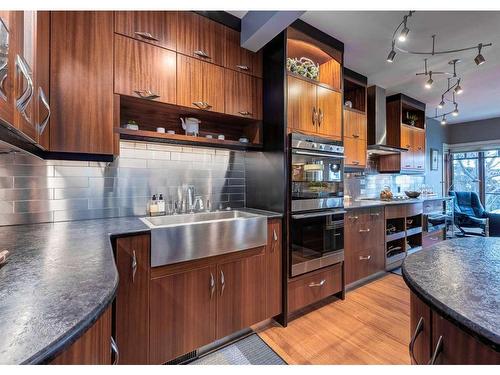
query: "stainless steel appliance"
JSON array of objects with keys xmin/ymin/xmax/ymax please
[{"xmin": 289, "ymin": 133, "xmax": 345, "ymax": 277}]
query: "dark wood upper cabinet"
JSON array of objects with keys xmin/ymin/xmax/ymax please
[
  {"xmin": 114, "ymin": 34, "xmax": 176, "ymax": 105},
  {"xmin": 216, "ymin": 248, "xmax": 267, "ymax": 339},
  {"xmin": 266, "ymin": 219, "xmax": 282, "ymax": 318},
  {"xmin": 224, "ymin": 27, "xmax": 262, "ymax": 78},
  {"xmin": 149, "ymin": 264, "xmax": 217, "ymax": 364},
  {"xmin": 0, "ymin": 11, "xmax": 16, "ymax": 127},
  {"xmin": 114, "ymin": 11, "xmax": 177, "ymax": 51},
  {"xmin": 176, "ymin": 54, "xmax": 224, "ymax": 113},
  {"xmin": 224, "ymin": 69, "xmax": 262, "ymax": 120},
  {"xmin": 177, "ymin": 11, "xmax": 225, "ymax": 66},
  {"xmin": 50, "ymin": 11, "xmax": 114, "ymax": 154},
  {"xmin": 115, "ymin": 235, "xmax": 150, "ymax": 365}
]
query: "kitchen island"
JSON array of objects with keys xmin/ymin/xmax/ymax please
[{"xmin": 402, "ymin": 237, "xmax": 500, "ymax": 364}]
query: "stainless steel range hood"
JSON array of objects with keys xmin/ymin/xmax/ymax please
[{"xmin": 367, "ymin": 85, "xmax": 408, "ymax": 155}]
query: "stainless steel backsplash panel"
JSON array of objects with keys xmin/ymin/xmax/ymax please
[{"xmin": 0, "ymin": 141, "xmax": 245, "ymax": 226}]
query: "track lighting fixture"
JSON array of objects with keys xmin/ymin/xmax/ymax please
[
  {"xmin": 425, "ymin": 72, "xmax": 433, "ymax": 89},
  {"xmin": 387, "ymin": 41, "xmax": 396, "ymax": 63},
  {"xmin": 474, "ymin": 44, "xmax": 486, "ymax": 66},
  {"xmin": 438, "ymin": 96, "xmax": 445, "ymax": 109},
  {"xmin": 441, "ymin": 116, "xmax": 447, "ymax": 125},
  {"xmin": 452, "ymin": 103, "xmax": 459, "ymax": 117},
  {"xmin": 454, "ymin": 79, "xmax": 463, "ymax": 95},
  {"xmin": 398, "ymin": 16, "xmax": 410, "ymax": 42}
]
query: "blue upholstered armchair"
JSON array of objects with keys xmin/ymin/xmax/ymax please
[{"xmin": 449, "ymin": 191, "xmax": 500, "ymax": 237}]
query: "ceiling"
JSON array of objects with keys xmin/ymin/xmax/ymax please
[{"xmin": 229, "ymin": 11, "xmax": 500, "ymax": 124}]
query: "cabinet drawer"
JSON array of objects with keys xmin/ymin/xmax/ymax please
[
  {"xmin": 422, "ymin": 229, "xmax": 444, "ymax": 248},
  {"xmin": 345, "ymin": 207, "xmax": 384, "ymax": 247},
  {"xmin": 288, "ymin": 263, "xmax": 342, "ymax": 312},
  {"xmin": 345, "ymin": 245, "xmax": 384, "ymax": 284}
]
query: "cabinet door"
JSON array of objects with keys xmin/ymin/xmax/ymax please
[
  {"xmin": 114, "ymin": 34, "xmax": 176, "ymax": 105},
  {"xmin": 0, "ymin": 11, "xmax": 15, "ymax": 127},
  {"xmin": 266, "ymin": 219, "xmax": 282, "ymax": 318},
  {"xmin": 414, "ymin": 129, "xmax": 425, "ymax": 171},
  {"xmin": 317, "ymin": 86, "xmax": 342, "ymax": 139},
  {"xmin": 115, "ymin": 235, "xmax": 150, "ymax": 365},
  {"xmin": 400, "ymin": 126, "xmax": 414, "ymax": 170},
  {"xmin": 287, "ymin": 75, "xmax": 316, "ymax": 134},
  {"xmin": 216, "ymin": 248, "xmax": 267, "ymax": 339},
  {"xmin": 177, "ymin": 12, "xmax": 225, "ymax": 66},
  {"xmin": 149, "ymin": 265, "xmax": 217, "ymax": 364},
  {"xmin": 409, "ymin": 292, "xmax": 431, "ymax": 365},
  {"xmin": 114, "ymin": 11, "xmax": 177, "ymax": 51},
  {"xmin": 224, "ymin": 27, "xmax": 262, "ymax": 77},
  {"xmin": 224, "ymin": 69, "xmax": 262, "ymax": 120},
  {"xmin": 177, "ymin": 54, "xmax": 224, "ymax": 113},
  {"xmin": 344, "ymin": 136, "xmax": 366, "ymax": 168},
  {"xmin": 50, "ymin": 11, "xmax": 114, "ymax": 154},
  {"xmin": 344, "ymin": 109, "xmax": 366, "ymax": 140},
  {"xmin": 431, "ymin": 311, "xmax": 500, "ymax": 364}
]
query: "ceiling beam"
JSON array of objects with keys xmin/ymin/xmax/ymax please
[{"xmin": 241, "ymin": 11, "xmax": 305, "ymax": 52}]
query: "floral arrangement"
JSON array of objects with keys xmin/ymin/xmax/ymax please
[{"xmin": 287, "ymin": 57, "xmax": 319, "ymax": 80}]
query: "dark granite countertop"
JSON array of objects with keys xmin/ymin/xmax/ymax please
[
  {"xmin": 402, "ymin": 238, "xmax": 500, "ymax": 350},
  {"xmin": 0, "ymin": 217, "xmax": 149, "ymax": 365},
  {"xmin": 345, "ymin": 196, "xmax": 452, "ymax": 210}
]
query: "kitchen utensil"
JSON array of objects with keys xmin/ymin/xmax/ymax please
[
  {"xmin": 156, "ymin": 127, "xmax": 165, "ymax": 133},
  {"xmin": 124, "ymin": 121, "xmax": 139, "ymax": 130},
  {"xmin": 405, "ymin": 191, "xmax": 421, "ymax": 198},
  {"xmin": 206, "ymin": 135, "xmax": 213, "ymax": 139},
  {"xmin": 180, "ymin": 117, "xmax": 200, "ymax": 136},
  {"xmin": 239, "ymin": 137, "xmax": 249, "ymax": 143},
  {"xmin": 345, "ymin": 100, "xmax": 353, "ymax": 108},
  {"xmin": 218, "ymin": 135, "xmax": 225, "ymax": 140},
  {"xmin": 167, "ymin": 130, "xmax": 175, "ymax": 134}
]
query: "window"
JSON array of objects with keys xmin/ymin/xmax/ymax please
[{"xmin": 451, "ymin": 149, "xmax": 500, "ymax": 212}]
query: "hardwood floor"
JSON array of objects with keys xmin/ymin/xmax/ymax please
[{"xmin": 255, "ymin": 274, "xmax": 411, "ymax": 364}]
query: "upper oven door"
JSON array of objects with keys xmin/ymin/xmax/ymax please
[{"xmin": 291, "ymin": 149, "xmax": 344, "ymax": 199}]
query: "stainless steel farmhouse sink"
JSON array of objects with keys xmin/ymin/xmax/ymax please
[{"xmin": 140, "ymin": 210, "xmax": 268, "ymax": 267}]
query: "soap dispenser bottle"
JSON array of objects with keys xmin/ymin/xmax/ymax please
[
  {"xmin": 158, "ymin": 194, "xmax": 166, "ymax": 215},
  {"xmin": 149, "ymin": 194, "xmax": 158, "ymax": 216}
]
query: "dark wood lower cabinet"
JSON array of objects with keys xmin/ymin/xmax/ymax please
[
  {"xmin": 115, "ymin": 235, "xmax": 150, "ymax": 364},
  {"xmin": 266, "ymin": 219, "xmax": 282, "ymax": 318},
  {"xmin": 50, "ymin": 306, "xmax": 112, "ymax": 365},
  {"xmin": 149, "ymin": 264, "xmax": 217, "ymax": 364},
  {"xmin": 410, "ymin": 291, "xmax": 500, "ymax": 365},
  {"xmin": 216, "ymin": 248, "xmax": 267, "ymax": 339}
]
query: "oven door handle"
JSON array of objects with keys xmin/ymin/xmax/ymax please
[
  {"xmin": 292, "ymin": 150, "xmax": 345, "ymax": 159},
  {"xmin": 292, "ymin": 210, "xmax": 347, "ymax": 219}
]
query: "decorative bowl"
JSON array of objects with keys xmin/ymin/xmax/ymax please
[{"xmin": 405, "ymin": 191, "xmax": 421, "ymax": 198}]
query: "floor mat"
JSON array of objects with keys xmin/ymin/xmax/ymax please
[{"xmin": 189, "ymin": 333, "xmax": 286, "ymax": 365}]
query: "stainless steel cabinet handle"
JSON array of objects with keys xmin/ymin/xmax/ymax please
[
  {"xmin": 348, "ymin": 216, "xmax": 359, "ymax": 220},
  {"xmin": 37, "ymin": 87, "xmax": 50, "ymax": 136},
  {"xmin": 359, "ymin": 255, "xmax": 371, "ymax": 260},
  {"xmin": 238, "ymin": 110, "xmax": 252, "ymax": 116},
  {"xmin": 194, "ymin": 50, "xmax": 211, "ymax": 59},
  {"xmin": 110, "ymin": 336, "xmax": 119, "ymax": 365},
  {"xmin": 220, "ymin": 270, "xmax": 225, "ymax": 296},
  {"xmin": 359, "ymin": 228, "xmax": 370, "ymax": 233},
  {"xmin": 193, "ymin": 101, "xmax": 212, "ymax": 110},
  {"xmin": 308, "ymin": 279, "xmax": 326, "ymax": 287},
  {"xmin": 352, "ymin": 161, "xmax": 360, "ymax": 165},
  {"xmin": 405, "ymin": 164, "xmax": 412, "ymax": 168},
  {"xmin": 236, "ymin": 64, "xmax": 249, "ymax": 71},
  {"xmin": 15, "ymin": 55, "xmax": 34, "ymax": 118},
  {"xmin": 429, "ymin": 237, "xmax": 439, "ymax": 241},
  {"xmin": 134, "ymin": 89, "xmax": 160, "ymax": 100},
  {"xmin": 209, "ymin": 272, "xmax": 215, "ymax": 299},
  {"xmin": 352, "ymin": 134, "xmax": 359, "ymax": 138},
  {"xmin": 0, "ymin": 18, "xmax": 8, "ymax": 101},
  {"xmin": 428, "ymin": 335, "xmax": 443, "ymax": 365},
  {"xmin": 312, "ymin": 107, "xmax": 317, "ymax": 126},
  {"xmin": 134, "ymin": 31, "xmax": 159, "ymax": 41},
  {"xmin": 409, "ymin": 317, "xmax": 424, "ymax": 365},
  {"xmin": 0, "ymin": 69, "xmax": 7, "ymax": 101},
  {"xmin": 370, "ymin": 212, "xmax": 380, "ymax": 217},
  {"xmin": 318, "ymin": 108, "xmax": 323, "ymax": 127},
  {"xmin": 131, "ymin": 250, "xmax": 138, "ymax": 283},
  {"xmin": 271, "ymin": 228, "xmax": 278, "ymax": 253}
]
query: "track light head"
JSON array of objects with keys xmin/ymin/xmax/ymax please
[
  {"xmin": 475, "ymin": 44, "xmax": 486, "ymax": 66},
  {"xmin": 438, "ymin": 97, "xmax": 445, "ymax": 109},
  {"xmin": 452, "ymin": 104, "xmax": 459, "ymax": 117},
  {"xmin": 399, "ymin": 26, "xmax": 410, "ymax": 42},
  {"xmin": 387, "ymin": 41, "xmax": 396, "ymax": 63},
  {"xmin": 425, "ymin": 73, "xmax": 433, "ymax": 89},
  {"xmin": 441, "ymin": 116, "xmax": 447, "ymax": 125},
  {"xmin": 455, "ymin": 81, "xmax": 463, "ymax": 95}
]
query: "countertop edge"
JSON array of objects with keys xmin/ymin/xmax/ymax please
[
  {"xmin": 401, "ymin": 265, "xmax": 500, "ymax": 352},
  {"xmin": 23, "ymin": 228, "xmax": 151, "ymax": 365}
]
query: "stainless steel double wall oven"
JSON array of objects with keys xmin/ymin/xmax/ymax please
[{"xmin": 289, "ymin": 133, "xmax": 345, "ymax": 277}]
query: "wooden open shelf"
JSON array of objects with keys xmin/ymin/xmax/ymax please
[
  {"xmin": 117, "ymin": 95, "xmax": 263, "ymax": 150},
  {"xmin": 344, "ymin": 78, "xmax": 366, "ymax": 112}
]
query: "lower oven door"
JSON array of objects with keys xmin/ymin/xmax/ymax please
[{"xmin": 290, "ymin": 210, "xmax": 345, "ymax": 277}]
